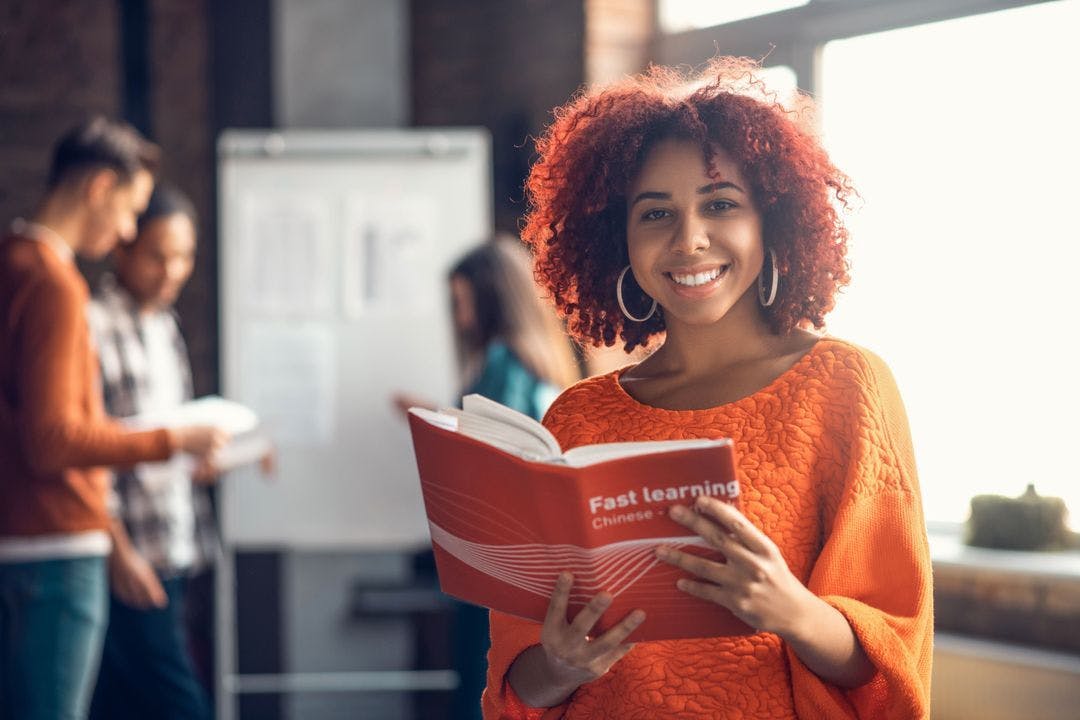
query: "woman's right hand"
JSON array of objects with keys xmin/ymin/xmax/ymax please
[
  {"xmin": 168, "ymin": 425, "xmax": 229, "ymax": 460},
  {"xmin": 508, "ymin": 571, "xmax": 645, "ymax": 708}
]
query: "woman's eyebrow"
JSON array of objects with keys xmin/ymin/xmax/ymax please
[
  {"xmin": 697, "ymin": 181, "xmax": 744, "ymax": 195},
  {"xmin": 629, "ymin": 190, "xmax": 670, "ymax": 207},
  {"xmin": 630, "ymin": 181, "xmax": 746, "ymax": 207}
]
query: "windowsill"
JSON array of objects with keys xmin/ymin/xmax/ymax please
[
  {"xmin": 927, "ymin": 522, "xmax": 1080, "ymax": 654},
  {"xmin": 928, "ymin": 521, "xmax": 1080, "ymax": 581}
]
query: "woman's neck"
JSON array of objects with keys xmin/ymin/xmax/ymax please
[
  {"xmin": 620, "ymin": 294, "xmax": 821, "ymax": 411},
  {"xmin": 644, "ymin": 292, "xmax": 779, "ymax": 378}
]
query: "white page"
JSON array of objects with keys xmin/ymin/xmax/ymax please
[
  {"xmin": 212, "ymin": 431, "xmax": 273, "ymax": 472},
  {"xmin": 562, "ymin": 438, "xmax": 732, "ymax": 468},
  {"xmin": 121, "ymin": 396, "xmax": 269, "ymax": 473},
  {"xmin": 408, "ymin": 407, "xmax": 459, "ymax": 432},
  {"xmin": 442, "ymin": 407, "xmax": 554, "ymax": 460},
  {"xmin": 461, "ymin": 394, "xmax": 562, "ymax": 456},
  {"xmin": 123, "ymin": 395, "xmax": 259, "ymax": 435}
]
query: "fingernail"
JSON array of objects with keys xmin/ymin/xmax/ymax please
[
  {"xmin": 630, "ymin": 610, "xmax": 645, "ymax": 624},
  {"xmin": 670, "ymin": 505, "xmax": 687, "ymax": 519},
  {"xmin": 655, "ymin": 546, "xmax": 670, "ymax": 559},
  {"xmin": 676, "ymin": 579, "xmax": 689, "ymax": 591}
]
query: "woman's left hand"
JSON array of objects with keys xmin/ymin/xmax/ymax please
[{"xmin": 655, "ymin": 496, "xmax": 816, "ymax": 636}]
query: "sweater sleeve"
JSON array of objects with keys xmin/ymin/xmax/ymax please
[
  {"xmin": 482, "ymin": 611, "xmax": 571, "ymax": 720},
  {"xmin": 16, "ymin": 273, "xmax": 172, "ymax": 475},
  {"xmin": 787, "ymin": 352, "xmax": 933, "ymax": 719}
]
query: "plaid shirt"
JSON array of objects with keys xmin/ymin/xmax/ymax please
[{"xmin": 87, "ymin": 275, "xmax": 218, "ymax": 575}]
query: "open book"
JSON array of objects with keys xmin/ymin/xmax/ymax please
[
  {"xmin": 407, "ymin": 394, "xmax": 753, "ymax": 642},
  {"xmin": 122, "ymin": 395, "xmax": 272, "ymax": 473}
]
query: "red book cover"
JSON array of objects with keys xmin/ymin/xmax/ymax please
[{"xmin": 407, "ymin": 411, "xmax": 754, "ymax": 642}]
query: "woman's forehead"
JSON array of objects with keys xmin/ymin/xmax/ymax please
[{"xmin": 631, "ymin": 139, "xmax": 744, "ymax": 188}]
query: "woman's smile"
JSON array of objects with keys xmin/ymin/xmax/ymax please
[{"xmin": 665, "ymin": 263, "xmax": 731, "ymax": 297}]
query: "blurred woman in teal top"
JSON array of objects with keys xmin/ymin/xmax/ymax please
[
  {"xmin": 394, "ymin": 235, "xmax": 580, "ymax": 719},
  {"xmin": 449, "ymin": 236, "xmax": 578, "ymax": 420},
  {"xmin": 396, "ymin": 234, "xmax": 580, "ymax": 421},
  {"xmin": 464, "ymin": 341, "xmax": 560, "ymax": 421}
]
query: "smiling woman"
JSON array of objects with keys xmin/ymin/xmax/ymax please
[
  {"xmin": 525, "ymin": 63, "xmax": 853, "ymax": 358},
  {"xmin": 479, "ymin": 57, "xmax": 935, "ymax": 720},
  {"xmin": 625, "ymin": 139, "xmax": 764, "ymax": 330}
]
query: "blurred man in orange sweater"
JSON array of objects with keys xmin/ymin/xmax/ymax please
[{"xmin": 0, "ymin": 117, "xmax": 225, "ymax": 720}]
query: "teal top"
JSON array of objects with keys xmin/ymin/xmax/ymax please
[{"xmin": 463, "ymin": 341, "xmax": 559, "ymax": 422}]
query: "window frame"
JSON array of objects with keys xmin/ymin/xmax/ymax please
[{"xmin": 654, "ymin": 0, "xmax": 1052, "ymax": 96}]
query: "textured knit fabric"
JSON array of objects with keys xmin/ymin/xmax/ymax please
[
  {"xmin": 483, "ymin": 338, "xmax": 933, "ymax": 720},
  {"xmin": 88, "ymin": 275, "xmax": 218, "ymax": 575},
  {"xmin": 0, "ymin": 234, "xmax": 173, "ymax": 537}
]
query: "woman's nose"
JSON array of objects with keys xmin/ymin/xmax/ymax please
[{"xmin": 672, "ymin": 213, "xmax": 710, "ymax": 254}]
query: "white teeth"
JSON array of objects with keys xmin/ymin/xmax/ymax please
[{"xmin": 671, "ymin": 267, "xmax": 724, "ymax": 287}]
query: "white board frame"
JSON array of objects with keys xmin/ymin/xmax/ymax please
[{"xmin": 217, "ymin": 128, "xmax": 490, "ymax": 549}]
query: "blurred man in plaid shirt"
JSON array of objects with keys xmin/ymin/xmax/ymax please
[{"xmin": 86, "ymin": 184, "xmax": 215, "ymax": 720}]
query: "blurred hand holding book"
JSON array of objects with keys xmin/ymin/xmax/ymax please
[{"xmin": 122, "ymin": 395, "xmax": 272, "ymax": 474}]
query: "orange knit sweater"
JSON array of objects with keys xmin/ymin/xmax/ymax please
[
  {"xmin": 483, "ymin": 338, "xmax": 933, "ymax": 719},
  {"xmin": 0, "ymin": 234, "xmax": 172, "ymax": 536}
]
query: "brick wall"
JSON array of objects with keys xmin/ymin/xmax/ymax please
[
  {"xmin": 411, "ymin": 0, "xmax": 586, "ymax": 233},
  {"xmin": 147, "ymin": 0, "xmax": 216, "ymax": 395},
  {"xmin": 5, "ymin": 0, "xmax": 646, "ymax": 385},
  {"xmin": 0, "ymin": 0, "xmax": 218, "ymax": 395},
  {"xmin": 0, "ymin": 0, "xmax": 121, "ymax": 225},
  {"xmin": 585, "ymin": 0, "xmax": 655, "ymax": 86},
  {"xmin": 412, "ymin": 0, "xmax": 656, "ymax": 373}
]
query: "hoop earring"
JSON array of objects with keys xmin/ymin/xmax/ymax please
[
  {"xmin": 758, "ymin": 248, "xmax": 779, "ymax": 308},
  {"xmin": 616, "ymin": 265, "xmax": 657, "ymax": 322}
]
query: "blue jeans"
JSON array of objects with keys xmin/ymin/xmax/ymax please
[
  {"xmin": 0, "ymin": 556, "xmax": 109, "ymax": 720},
  {"xmin": 89, "ymin": 575, "xmax": 211, "ymax": 720}
]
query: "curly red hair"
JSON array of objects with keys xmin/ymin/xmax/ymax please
[{"xmin": 522, "ymin": 57, "xmax": 854, "ymax": 352}]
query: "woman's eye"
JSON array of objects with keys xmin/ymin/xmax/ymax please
[
  {"xmin": 707, "ymin": 199, "xmax": 736, "ymax": 212},
  {"xmin": 641, "ymin": 208, "xmax": 670, "ymax": 221}
]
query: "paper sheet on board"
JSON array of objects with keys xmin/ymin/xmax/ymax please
[
  {"xmin": 238, "ymin": 193, "xmax": 335, "ymax": 315},
  {"xmin": 237, "ymin": 322, "xmax": 337, "ymax": 445},
  {"xmin": 342, "ymin": 192, "xmax": 440, "ymax": 317}
]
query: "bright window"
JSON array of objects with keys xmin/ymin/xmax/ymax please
[
  {"xmin": 820, "ymin": 0, "xmax": 1080, "ymax": 527},
  {"xmin": 756, "ymin": 65, "xmax": 797, "ymax": 105},
  {"xmin": 659, "ymin": 0, "xmax": 809, "ymax": 33}
]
